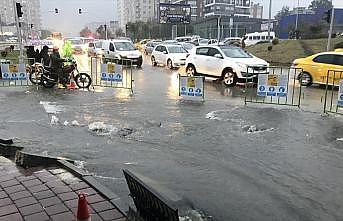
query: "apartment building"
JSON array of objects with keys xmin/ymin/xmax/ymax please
[{"xmin": 204, "ymin": 0, "xmax": 251, "ymax": 17}]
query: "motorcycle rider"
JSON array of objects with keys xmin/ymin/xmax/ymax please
[{"xmin": 50, "ymin": 45, "xmax": 68, "ymax": 88}]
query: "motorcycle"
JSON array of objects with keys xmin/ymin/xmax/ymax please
[{"xmin": 28, "ymin": 60, "xmax": 92, "ymax": 89}]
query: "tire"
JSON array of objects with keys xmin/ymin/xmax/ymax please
[
  {"xmin": 186, "ymin": 64, "xmax": 196, "ymax": 76},
  {"xmin": 167, "ymin": 59, "xmax": 173, "ymax": 69},
  {"xmin": 41, "ymin": 74, "xmax": 57, "ymax": 88},
  {"xmin": 221, "ymin": 69, "xmax": 237, "ymax": 87},
  {"xmin": 75, "ymin": 73, "xmax": 92, "ymax": 88},
  {"xmin": 298, "ymin": 72, "xmax": 313, "ymax": 87},
  {"xmin": 151, "ymin": 56, "xmax": 157, "ymax": 66},
  {"xmin": 29, "ymin": 66, "xmax": 43, "ymax": 85}
]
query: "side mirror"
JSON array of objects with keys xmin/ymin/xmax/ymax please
[
  {"xmin": 214, "ymin": 54, "xmax": 223, "ymax": 59},
  {"xmin": 163, "ymin": 51, "xmax": 168, "ymax": 54}
]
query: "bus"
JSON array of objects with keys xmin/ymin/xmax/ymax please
[{"xmin": 244, "ymin": 32, "xmax": 275, "ymax": 46}]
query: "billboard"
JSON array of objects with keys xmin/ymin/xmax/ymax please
[{"xmin": 159, "ymin": 3, "xmax": 191, "ymax": 24}]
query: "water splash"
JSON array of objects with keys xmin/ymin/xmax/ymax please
[
  {"xmin": 71, "ymin": 120, "xmax": 80, "ymax": 126},
  {"xmin": 40, "ymin": 101, "xmax": 65, "ymax": 114},
  {"xmin": 206, "ymin": 111, "xmax": 222, "ymax": 121},
  {"xmin": 242, "ymin": 125, "xmax": 275, "ymax": 134},
  {"xmin": 179, "ymin": 210, "xmax": 210, "ymax": 221},
  {"xmin": 50, "ymin": 115, "xmax": 59, "ymax": 125},
  {"xmin": 337, "ymin": 138, "xmax": 343, "ymax": 141},
  {"xmin": 88, "ymin": 122, "xmax": 118, "ymax": 136}
]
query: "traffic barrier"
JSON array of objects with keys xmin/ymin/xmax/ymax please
[
  {"xmin": 323, "ymin": 70, "xmax": 343, "ymax": 115},
  {"xmin": 178, "ymin": 74, "xmax": 205, "ymax": 101},
  {"xmin": 90, "ymin": 57, "xmax": 134, "ymax": 92},
  {"xmin": 0, "ymin": 58, "xmax": 36, "ymax": 87},
  {"xmin": 244, "ymin": 66, "xmax": 303, "ymax": 107}
]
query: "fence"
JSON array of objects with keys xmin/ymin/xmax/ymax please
[
  {"xmin": 90, "ymin": 57, "xmax": 134, "ymax": 92},
  {"xmin": 0, "ymin": 58, "xmax": 36, "ymax": 87},
  {"xmin": 123, "ymin": 169, "xmax": 180, "ymax": 221},
  {"xmin": 244, "ymin": 66, "xmax": 303, "ymax": 107},
  {"xmin": 323, "ymin": 70, "xmax": 343, "ymax": 115}
]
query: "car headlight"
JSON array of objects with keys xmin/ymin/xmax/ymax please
[{"xmin": 236, "ymin": 62, "xmax": 247, "ymax": 70}]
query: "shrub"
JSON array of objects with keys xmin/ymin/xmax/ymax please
[{"xmin": 272, "ymin": 38, "xmax": 279, "ymax": 45}]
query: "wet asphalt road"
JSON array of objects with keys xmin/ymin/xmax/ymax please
[{"xmin": 0, "ymin": 54, "xmax": 343, "ymax": 221}]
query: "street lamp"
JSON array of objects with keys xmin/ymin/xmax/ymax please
[
  {"xmin": 295, "ymin": 0, "xmax": 300, "ymax": 31},
  {"xmin": 267, "ymin": 0, "xmax": 272, "ymax": 41}
]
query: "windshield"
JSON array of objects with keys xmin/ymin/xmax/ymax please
[
  {"xmin": 114, "ymin": 42, "xmax": 136, "ymax": 51},
  {"xmin": 221, "ymin": 47, "xmax": 252, "ymax": 58},
  {"xmin": 69, "ymin": 39, "xmax": 83, "ymax": 45},
  {"xmin": 167, "ymin": 46, "xmax": 187, "ymax": 53},
  {"xmin": 200, "ymin": 39, "xmax": 208, "ymax": 44},
  {"xmin": 182, "ymin": 43, "xmax": 194, "ymax": 50}
]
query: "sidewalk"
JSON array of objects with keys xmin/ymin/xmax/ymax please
[{"xmin": 0, "ymin": 156, "xmax": 126, "ymax": 221}]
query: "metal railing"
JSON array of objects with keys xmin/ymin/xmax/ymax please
[{"xmin": 323, "ymin": 70, "xmax": 343, "ymax": 115}]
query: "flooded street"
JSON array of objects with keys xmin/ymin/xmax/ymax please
[{"xmin": 0, "ymin": 54, "xmax": 343, "ymax": 221}]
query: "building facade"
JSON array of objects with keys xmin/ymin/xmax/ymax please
[
  {"xmin": 204, "ymin": 0, "xmax": 251, "ymax": 18},
  {"xmin": 117, "ymin": 0, "xmax": 158, "ymax": 31},
  {"xmin": 250, "ymin": 3, "xmax": 263, "ymax": 19}
]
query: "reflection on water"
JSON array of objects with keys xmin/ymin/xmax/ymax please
[{"xmin": 168, "ymin": 71, "xmax": 181, "ymax": 100}]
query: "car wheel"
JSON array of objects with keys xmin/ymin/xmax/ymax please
[
  {"xmin": 151, "ymin": 56, "xmax": 157, "ymax": 66},
  {"xmin": 299, "ymin": 72, "xmax": 313, "ymax": 87},
  {"xmin": 222, "ymin": 69, "xmax": 237, "ymax": 87},
  {"xmin": 167, "ymin": 59, "xmax": 173, "ymax": 69},
  {"xmin": 186, "ymin": 64, "xmax": 196, "ymax": 76}
]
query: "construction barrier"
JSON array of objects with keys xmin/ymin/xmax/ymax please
[
  {"xmin": 244, "ymin": 66, "xmax": 303, "ymax": 107},
  {"xmin": 0, "ymin": 58, "xmax": 36, "ymax": 87},
  {"xmin": 323, "ymin": 70, "xmax": 343, "ymax": 115},
  {"xmin": 178, "ymin": 74, "xmax": 205, "ymax": 101},
  {"xmin": 90, "ymin": 57, "xmax": 133, "ymax": 92}
]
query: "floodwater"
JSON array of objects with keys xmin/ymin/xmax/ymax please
[{"xmin": 0, "ymin": 54, "xmax": 343, "ymax": 221}]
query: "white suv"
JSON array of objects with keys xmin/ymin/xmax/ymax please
[
  {"xmin": 102, "ymin": 40, "xmax": 143, "ymax": 67},
  {"xmin": 185, "ymin": 45, "xmax": 269, "ymax": 86},
  {"xmin": 151, "ymin": 44, "xmax": 189, "ymax": 69}
]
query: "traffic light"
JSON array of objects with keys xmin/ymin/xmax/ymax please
[
  {"xmin": 78, "ymin": 9, "xmax": 82, "ymax": 14},
  {"xmin": 125, "ymin": 24, "xmax": 128, "ymax": 31},
  {"xmin": 323, "ymin": 9, "xmax": 332, "ymax": 23},
  {"xmin": 54, "ymin": 8, "xmax": 58, "ymax": 13},
  {"xmin": 15, "ymin": 2, "xmax": 23, "ymax": 18}
]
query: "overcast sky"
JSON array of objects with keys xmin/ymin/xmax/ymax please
[{"xmin": 40, "ymin": 0, "xmax": 343, "ymax": 37}]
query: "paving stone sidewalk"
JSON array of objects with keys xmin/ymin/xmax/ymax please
[{"xmin": 0, "ymin": 157, "xmax": 126, "ymax": 221}]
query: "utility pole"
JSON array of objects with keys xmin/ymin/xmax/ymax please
[
  {"xmin": 267, "ymin": 0, "xmax": 272, "ymax": 41},
  {"xmin": 0, "ymin": 14, "xmax": 3, "ymax": 41},
  {"xmin": 217, "ymin": 15, "xmax": 221, "ymax": 42},
  {"xmin": 295, "ymin": 0, "xmax": 299, "ymax": 31},
  {"xmin": 327, "ymin": 8, "xmax": 335, "ymax": 51}
]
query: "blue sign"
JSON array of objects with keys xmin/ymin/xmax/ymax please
[
  {"xmin": 101, "ymin": 72, "xmax": 107, "ymax": 81},
  {"xmin": 2, "ymin": 73, "xmax": 10, "ymax": 80},
  {"xmin": 188, "ymin": 87, "xmax": 194, "ymax": 96},
  {"xmin": 277, "ymin": 86, "xmax": 287, "ymax": 97},
  {"xmin": 339, "ymin": 94, "xmax": 343, "ymax": 107},
  {"xmin": 267, "ymin": 86, "xmax": 277, "ymax": 96},
  {"xmin": 259, "ymin": 86, "xmax": 266, "ymax": 91},
  {"xmin": 195, "ymin": 88, "xmax": 202, "ymax": 97},
  {"xmin": 19, "ymin": 72, "xmax": 27, "ymax": 80},
  {"xmin": 10, "ymin": 73, "xmax": 18, "ymax": 80}
]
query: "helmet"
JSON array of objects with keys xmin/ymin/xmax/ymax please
[{"xmin": 53, "ymin": 45, "xmax": 59, "ymax": 51}]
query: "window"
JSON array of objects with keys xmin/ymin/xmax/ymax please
[
  {"xmin": 161, "ymin": 46, "xmax": 167, "ymax": 53},
  {"xmin": 167, "ymin": 46, "xmax": 187, "ymax": 53},
  {"xmin": 208, "ymin": 48, "xmax": 221, "ymax": 57},
  {"xmin": 155, "ymin": 46, "xmax": 162, "ymax": 52},
  {"xmin": 313, "ymin": 54, "xmax": 335, "ymax": 64},
  {"xmin": 221, "ymin": 47, "xmax": 252, "ymax": 58},
  {"xmin": 88, "ymin": 43, "xmax": 94, "ymax": 47},
  {"xmin": 113, "ymin": 42, "xmax": 135, "ymax": 51},
  {"xmin": 196, "ymin": 47, "xmax": 210, "ymax": 55},
  {"xmin": 95, "ymin": 41, "xmax": 102, "ymax": 48},
  {"xmin": 333, "ymin": 55, "xmax": 343, "ymax": 66},
  {"xmin": 109, "ymin": 43, "xmax": 115, "ymax": 52}
]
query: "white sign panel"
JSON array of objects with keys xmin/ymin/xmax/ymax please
[
  {"xmin": 257, "ymin": 73, "xmax": 288, "ymax": 97},
  {"xmin": 101, "ymin": 63, "xmax": 123, "ymax": 82},
  {"xmin": 1, "ymin": 63, "xmax": 27, "ymax": 80},
  {"xmin": 338, "ymin": 80, "xmax": 343, "ymax": 107},
  {"xmin": 179, "ymin": 76, "xmax": 204, "ymax": 98}
]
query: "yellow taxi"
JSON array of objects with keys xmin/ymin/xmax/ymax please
[
  {"xmin": 293, "ymin": 51, "xmax": 343, "ymax": 86},
  {"xmin": 135, "ymin": 39, "xmax": 150, "ymax": 51}
]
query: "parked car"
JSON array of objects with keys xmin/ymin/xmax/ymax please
[
  {"xmin": 293, "ymin": 51, "xmax": 343, "ymax": 86},
  {"xmin": 185, "ymin": 45, "xmax": 269, "ymax": 86},
  {"xmin": 151, "ymin": 44, "xmax": 189, "ymax": 69},
  {"xmin": 163, "ymin": 40, "xmax": 178, "ymax": 44},
  {"xmin": 88, "ymin": 40, "xmax": 104, "ymax": 57},
  {"xmin": 222, "ymin": 37, "xmax": 241, "ymax": 46},
  {"xmin": 175, "ymin": 36, "xmax": 193, "ymax": 42},
  {"xmin": 144, "ymin": 40, "xmax": 162, "ymax": 55},
  {"xmin": 102, "ymin": 39, "xmax": 143, "ymax": 67}
]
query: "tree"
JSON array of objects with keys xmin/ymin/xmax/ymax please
[
  {"xmin": 115, "ymin": 28, "xmax": 124, "ymax": 37},
  {"xmin": 275, "ymin": 6, "xmax": 290, "ymax": 20},
  {"xmin": 80, "ymin": 27, "xmax": 92, "ymax": 38},
  {"xmin": 308, "ymin": 0, "xmax": 332, "ymax": 11},
  {"xmin": 96, "ymin": 25, "xmax": 106, "ymax": 39},
  {"xmin": 40, "ymin": 29, "xmax": 52, "ymax": 39}
]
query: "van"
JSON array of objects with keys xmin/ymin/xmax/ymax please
[{"xmin": 102, "ymin": 39, "xmax": 143, "ymax": 67}]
